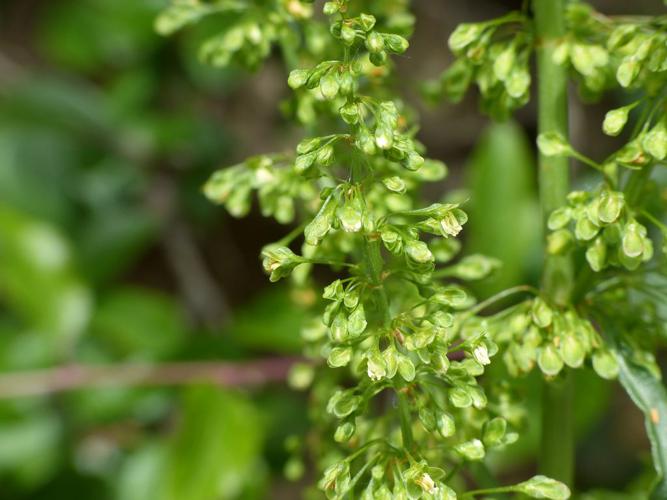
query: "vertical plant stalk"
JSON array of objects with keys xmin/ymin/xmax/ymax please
[{"xmin": 534, "ymin": 0, "xmax": 575, "ymax": 487}]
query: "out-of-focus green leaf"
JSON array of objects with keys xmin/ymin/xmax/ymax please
[
  {"xmin": 116, "ymin": 442, "xmax": 166, "ymax": 500},
  {"xmin": 465, "ymin": 121, "xmax": 540, "ymax": 293},
  {"xmin": 91, "ymin": 287, "xmax": 187, "ymax": 359},
  {"xmin": 615, "ymin": 342, "xmax": 667, "ymax": 499},
  {"xmin": 0, "ymin": 204, "xmax": 92, "ymax": 349},
  {"xmin": 226, "ymin": 287, "xmax": 307, "ymax": 353},
  {"xmin": 162, "ymin": 386, "xmax": 265, "ymax": 500}
]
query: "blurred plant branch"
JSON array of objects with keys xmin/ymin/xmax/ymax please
[{"xmin": 0, "ymin": 357, "xmax": 300, "ymax": 399}]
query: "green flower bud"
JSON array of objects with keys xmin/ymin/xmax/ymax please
[
  {"xmin": 575, "ymin": 216, "xmax": 599, "ymax": 241},
  {"xmin": 374, "ymin": 124, "xmax": 394, "ymax": 150},
  {"xmin": 616, "ymin": 58, "xmax": 639, "ymax": 88},
  {"xmin": 339, "ymin": 72, "xmax": 355, "ymax": 96},
  {"xmin": 366, "ymin": 349, "xmax": 387, "ymax": 380},
  {"xmin": 369, "ymin": 50, "xmax": 388, "ymax": 66},
  {"xmin": 340, "ymin": 102, "xmax": 360, "ymax": 124},
  {"xmin": 261, "ymin": 246, "xmax": 303, "ymax": 282},
  {"xmin": 437, "ymin": 412, "xmax": 456, "ymax": 438},
  {"xmin": 320, "ymin": 74, "xmax": 340, "ymax": 100},
  {"xmin": 343, "ymin": 289, "xmax": 359, "ymax": 309},
  {"xmin": 358, "ymin": 14, "xmax": 376, "ymax": 32},
  {"xmin": 419, "ymin": 407, "xmax": 437, "ymax": 432},
  {"xmin": 571, "ymin": 43, "xmax": 609, "ymax": 76},
  {"xmin": 295, "ymin": 152, "xmax": 316, "ymax": 173},
  {"xmin": 560, "ymin": 332, "xmax": 585, "ymax": 368},
  {"xmin": 547, "ymin": 229, "xmax": 573, "ymax": 255},
  {"xmin": 603, "ymin": 106, "xmax": 631, "ymax": 136},
  {"xmin": 330, "ymin": 312, "xmax": 348, "ymax": 342},
  {"xmin": 538, "ymin": 344, "xmax": 564, "ymax": 377},
  {"xmin": 597, "ymin": 191, "xmax": 624, "ymax": 224},
  {"xmin": 288, "ymin": 69, "xmax": 309, "ymax": 89},
  {"xmin": 340, "ymin": 24, "xmax": 356, "ymax": 45},
  {"xmin": 482, "ymin": 417, "xmax": 507, "ymax": 447},
  {"xmin": 448, "ymin": 23, "xmax": 484, "ymax": 52},
  {"xmin": 316, "ymin": 143, "xmax": 335, "ymax": 165},
  {"xmin": 586, "ymin": 237, "xmax": 607, "ymax": 272},
  {"xmin": 516, "ymin": 475, "xmax": 571, "ymax": 500},
  {"xmin": 592, "ymin": 349, "xmax": 619, "ymax": 380},
  {"xmin": 382, "ymin": 176, "xmax": 406, "ymax": 193},
  {"xmin": 449, "ymin": 385, "xmax": 473, "ymax": 408},
  {"xmin": 383, "ymin": 346, "xmax": 398, "ymax": 379},
  {"xmin": 328, "ymin": 346, "xmax": 352, "ymax": 367},
  {"xmin": 642, "ymin": 121, "xmax": 667, "ymax": 160},
  {"xmin": 334, "ymin": 421, "xmax": 355, "ymax": 443},
  {"xmin": 321, "ymin": 460, "xmax": 350, "ymax": 491},
  {"xmin": 337, "ymin": 203, "xmax": 362, "ymax": 233},
  {"xmin": 548, "ymin": 207, "xmax": 572, "ymax": 230},
  {"xmin": 439, "ymin": 209, "xmax": 466, "ymax": 237},
  {"xmin": 506, "ymin": 68, "xmax": 531, "ymax": 98},
  {"xmin": 304, "ymin": 197, "xmax": 336, "ymax": 245},
  {"xmin": 323, "ymin": 1, "xmax": 339, "ymax": 15},
  {"xmin": 365, "ymin": 31, "xmax": 384, "ymax": 53},
  {"xmin": 383, "ymin": 34, "xmax": 409, "ymax": 54},
  {"xmin": 493, "ymin": 45, "xmax": 515, "ymax": 81},
  {"xmin": 455, "ymin": 438, "xmax": 485, "ymax": 461},
  {"xmin": 537, "ymin": 132, "xmax": 571, "ymax": 157},
  {"xmin": 348, "ymin": 304, "xmax": 367, "ymax": 336},
  {"xmin": 405, "ymin": 240, "xmax": 434, "ymax": 264},
  {"xmin": 622, "ymin": 221, "xmax": 645, "ymax": 258},
  {"xmin": 532, "ymin": 297, "xmax": 553, "ymax": 328},
  {"xmin": 431, "ymin": 286, "xmax": 467, "ymax": 307},
  {"xmin": 403, "ymin": 151, "xmax": 425, "ymax": 171},
  {"xmin": 397, "ymin": 355, "xmax": 416, "ymax": 382}
]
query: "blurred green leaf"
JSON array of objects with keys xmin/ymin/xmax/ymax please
[
  {"xmin": 117, "ymin": 442, "xmax": 166, "ymax": 500},
  {"xmin": 0, "ymin": 205, "xmax": 92, "ymax": 350},
  {"xmin": 465, "ymin": 121, "xmax": 540, "ymax": 293},
  {"xmin": 162, "ymin": 386, "xmax": 265, "ymax": 500},
  {"xmin": 91, "ymin": 287, "xmax": 187, "ymax": 359}
]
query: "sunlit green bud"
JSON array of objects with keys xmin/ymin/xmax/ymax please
[
  {"xmin": 323, "ymin": 1, "xmax": 339, "ymax": 15},
  {"xmin": 366, "ymin": 349, "xmax": 387, "ymax": 380},
  {"xmin": 449, "ymin": 385, "xmax": 472, "ymax": 408},
  {"xmin": 506, "ymin": 68, "xmax": 531, "ymax": 98},
  {"xmin": 405, "ymin": 240, "xmax": 434, "ymax": 264},
  {"xmin": 404, "ymin": 151, "xmax": 425, "ymax": 171},
  {"xmin": 375, "ymin": 124, "xmax": 394, "ymax": 150},
  {"xmin": 383, "ymin": 346, "xmax": 398, "ymax": 378},
  {"xmin": 482, "ymin": 417, "xmax": 507, "ymax": 447},
  {"xmin": 598, "ymin": 191, "xmax": 624, "ymax": 224},
  {"xmin": 340, "ymin": 102, "xmax": 360, "ymax": 124},
  {"xmin": 365, "ymin": 31, "xmax": 384, "ymax": 53},
  {"xmin": 328, "ymin": 346, "xmax": 352, "ymax": 368},
  {"xmin": 419, "ymin": 407, "xmax": 437, "ymax": 432},
  {"xmin": 339, "ymin": 72, "xmax": 355, "ymax": 96},
  {"xmin": 288, "ymin": 69, "xmax": 309, "ymax": 89},
  {"xmin": 382, "ymin": 176, "xmax": 406, "ymax": 193},
  {"xmin": 448, "ymin": 23, "xmax": 484, "ymax": 52},
  {"xmin": 575, "ymin": 216, "xmax": 599, "ymax": 241},
  {"xmin": 537, "ymin": 132, "xmax": 571, "ymax": 157},
  {"xmin": 439, "ymin": 210, "xmax": 465, "ymax": 237},
  {"xmin": 472, "ymin": 344, "xmax": 491, "ymax": 366},
  {"xmin": 538, "ymin": 344, "xmax": 564, "ymax": 377},
  {"xmin": 493, "ymin": 45, "xmax": 515, "ymax": 81},
  {"xmin": 586, "ymin": 237, "xmax": 607, "ymax": 272},
  {"xmin": 437, "ymin": 412, "xmax": 455, "ymax": 438},
  {"xmin": 347, "ymin": 304, "xmax": 367, "ymax": 336},
  {"xmin": 287, "ymin": 362, "xmax": 314, "ymax": 390},
  {"xmin": 455, "ymin": 439, "xmax": 485, "ymax": 461},
  {"xmin": 340, "ymin": 24, "xmax": 356, "ymax": 45},
  {"xmin": 531, "ymin": 297, "xmax": 553, "ymax": 328},
  {"xmin": 592, "ymin": 349, "xmax": 619, "ymax": 380},
  {"xmin": 548, "ymin": 207, "xmax": 572, "ymax": 230},
  {"xmin": 261, "ymin": 246, "xmax": 303, "ymax": 282},
  {"xmin": 616, "ymin": 58, "xmax": 639, "ymax": 88},
  {"xmin": 547, "ymin": 229, "xmax": 573, "ymax": 255},
  {"xmin": 334, "ymin": 421, "xmax": 355, "ymax": 443},
  {"xmin": 330, "ymin": 313, "xmax": 348, "ymax": 342},
  {"xmin": 383, "ymin": 34, "xmax": 409, "ymax": 54},
  {"xmin": 397, "ymin": 354, "xmax": 416, "ymax": 382},
  {"xmin": 622, "ymin": 221, "xmax": 645, "ymax": 258},
  {"xmin": 571, "ymin": 44, "xmax": 609, "ymax": 76},
  {"xmin": 560, "ymin": 332, "xmax": 585, "ymax": 368},
  {"xmin": 516, "ymin": 475, "xmax": 570, "ymax": 500},
  {"xmin": 642, "ymin": 121, "xmax": 667, "ymax": 160},
  {"xmin": 603, "ymin": 106, "xmax": 631, "ymax": 136},
  {"xmin": 369, "ymin": 50, "xmax": 388, "ymax": 66},
  {"xmin": 319, "ymin": 74, "xmax": 339, "ymax": 100}
]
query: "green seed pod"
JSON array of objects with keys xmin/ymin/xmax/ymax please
[
  {"xmin": 622, "ymin": 221, "xmax": 645, "ymax": 258},
  {"xmin": 328, "ymin": 390, "xmax": 361, "ymax": 418},
  {"xmin": 316, "ymin": 143, "xmax": 335, "ymax": 165},
  {"xmin": 320, "ymin": 74, "xmax": 340, "ymax": 100},
  {"xmin": 454, "ymin": 438, "xmax": 485, "ymax": 461},
  {"xmin": 403, "ymin": 151, "xmax": 425, "ymax": 171},
  {"xmin": 603, "ymin": 105, "xmax": 631, "ymax": 136},
  {"xmin": 449, "ymin": 385, "xmax": 473, "ymax": 408},
  {"xmin": 592, "ymin": 349, "xmax": 619, "ymax": 380},
  {"xmin": 383, "ymin": 345, "xmax": 398, "ymax": 378},
  {"xmin": 295, "ymin": 152, "xmax": 316, "ymax": 173},
  {"xmin": 322, "ymin": 2, "xmax": 338, "ymax": 15},
  {"xmin": 397, "ymin": 355, "xmax": 416, "ymax": 382},
  {"xmin": 365, "ymin": 31, "xmax": 384, "ymax": 53},
  {"xmin": 538, "ymin": 344, "xmax": 564, "ymax": 376},
  {"xmin": 548, "ymin": 206, "xmax": 572, "ymax": 230},
  {"xmin": 343, "ymin": 288, "xmax": 359, "ymax": 309},
  {"xmin": 642, "ymin": 121, "xmax": 667, "ymax": 160},
  {"xmin": 334, "ymin": 421, "xmax": 355, "ymax": 443},
  {"xmin": 347, "ymin": 304, "xmax": 367, "ymax": 336},
  {"xmin": 339, "ymin": 71, "xmax": 355, "ymax": 96},
  {"xmin": 340, "ymin": 25, "xmax": 356, "ymax": 45},
  {"xmin": 531, "ymin": 297, "xmax": 553, "ymax": 328},
  {"xmin": 597, "ymin": 190, "xmax": 624, "ymax": 224},
  {"xmin": 586, "ymin": 237, "xmax": 607, "ymax": 272},
  {"xmin": 358, "ymin": 14, "xmax": 376, "ymax": 32},
  {"xmin": 383, "ymin": 34, "xmax": 409, "ymax": 54},
  {"xmin": 419, "ymin": 406, "xmax": 437, "ymax": 432},
  {"xmin": 482, "ymin": 417, "xmax": 507, "ymax": 447},
  {"xmin": 571, "ymin": 43, "xmax": 609, "ymax": 76},
  {"xmin": 436, "ymin": 412, "xmax": 455, "ymax": 438},
  {"xmin": 382, "ymin": 176, "xmax": 406, "ymax": 193},
  {"xmin": 616, "ymin": 58, "xmax": 639, "ymax": 87},
  {"xmin": 337, "ymin": 203, "xmax": 362, "ymax": 233},
  {"xmin": 560, "ymin": 331, "xmax": 585, "ymax": 368},
  {"xmin": 575, "ymin": 216, "xmax": 600, "ymax": 241},
  {"xmin": 505, "ymin": 68, "xmax": 531, "ymax": 98},
  {"xmin": 340, "ymin": 102, "xmax": 360, "ymax": 124},
  {"xmin": 328, "ymin": 346, "xmax": 352, "ymax": 367},
  {"xmin": 366, "ymin": 349, "xmax": 387, "ymax": 380},
  {"xmin": 547, "ymin": 229, "xmax": 573, "ymax": 255},
  {"xmin": 369, "ymin": 50, "xmax": 388, "ymax": 66},
  {"xmin": 374, "ymin": 124, "xmax": 394, "ymax": 150},
  {"xmin": 304, "ymin": 197, "xmax": 336, "ymax": 245},
  {"xmin": 288, "ymin": 69, "xmax": 309, "ymax": 89},
  {"xmin": 448, "ymin": 23, "xmax": 485, "ymax": 53},
  {"xmin": 493, "ymin": 45, "xmax": 515, "ymax": 81},
  {"xmin": 261, "ymin": 246, "xmax": 303, "ymax": 282},
  {"xmin": 405, "ymin": 239, "xmax": 434, "ymax": 264},
  {"xmin": 330, "ymin": 312, "xmax": 348, "ymax": 342}
]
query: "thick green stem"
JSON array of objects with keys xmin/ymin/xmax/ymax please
[{"xmin": 534, "ymin": 0, "xmax": 575, "ymax": 487}]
